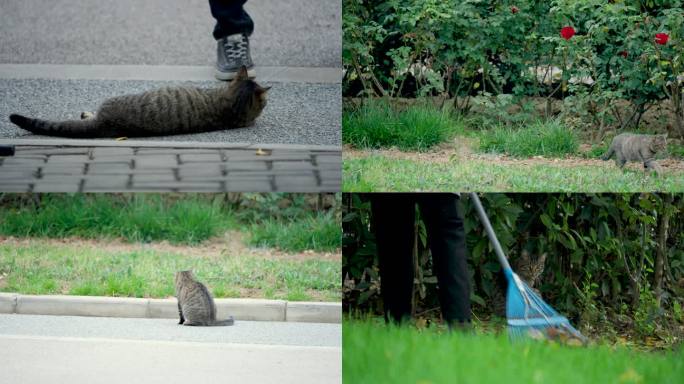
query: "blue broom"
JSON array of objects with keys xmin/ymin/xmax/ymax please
[{"xmin": 470, "ymin": 193, "xmax": 586, "ymax": 343}]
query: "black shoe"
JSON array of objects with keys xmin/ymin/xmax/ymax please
[
  {"xmin": 215, "ymin": 33, "xmax": 256, "ymax": 80},
  {"xmin": 448, "ymin": 320, "xmax": 473, "ymax": 334}
]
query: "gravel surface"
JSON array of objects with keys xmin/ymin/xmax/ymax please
[
  {"xmin": 0, "ymin": 314, "xmax": 341, "ymax": 347},
  {"xmin": 0, "ymin": 0, "xmax": 341, "ymax": 68},
  {"xmin": 0, "ymin": 78, "xmax": 341, "ymax": 145}
]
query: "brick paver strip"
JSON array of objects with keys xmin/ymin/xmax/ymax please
[
  {"xmin": 225, "ymin": 180, "xmax": 273, "ymax": 191},
  {"xmin": 33, "ymin": 183, "xmax": 81, "ymax": 193},
  {"xmin": 223, "ymin": 162, "xmax": 268, "ymax": 171},
  {"xmin": 88, "ymin": 156, "xmax": 135, "ymax": 164},
  {"xmin": 83, "ymin": 176, "xmax": 131, "ymax": 192},
  {"xmin": 178, "ymin": 167, "xmax": 224, "ymax": 179},
  {"xmin": 0, "ymin": 169, "xmax": 38, "ymax": 178},
  {"xmin": 88, "ymin": 163, "xmax": 134, "ymax": 174},
  {"xmin": 46, "ymin": 155, "xmax": 91, "ymax": 163},
  {"xmin": 179, "ymin": 153, "xmax": 223, "ymax": 163},
  {"xmin": 136, "ymin": 149, "xmax": 216, "ymax": 156},
  {"xmin": 92, "ymin": 147, "xmax": 135, "ymax": 157},
  {"xmin": 131, "ymin": 181, "xmax": 223, "ymax": 192},
  {"xmin": 0, "ymin": 184, "xmax": 31, "ymax": 192},
  {"xmin": 0, "ymin": 140, "xmax": 340, "ymax": 192},
  {"xmin": 272, "ymin": 162, "xmax": 317, "ymax": 171},
  {"xmin": 134, "ymin": 155, "xmax": 179, "ymax": 168},
  {"xmin": 41, "ymin": 164, "xmax": 87, "ymax": 175},
  {"xmin": 2, "ymin": 157, "xmax": 46, "ymax": 165},
  {"xmin": 132, "ymin": 173, "xmax": 177, "ymax": 183}
]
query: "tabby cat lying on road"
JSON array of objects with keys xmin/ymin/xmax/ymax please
[{"xmin": 9, "ymin": 66, "xmax": 268, "ymax": 138}]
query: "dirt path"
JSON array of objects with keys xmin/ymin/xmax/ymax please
[
  {"xmin": 0, "ymin": 232, "xmax": 340, "ymax": 262},
  {"xmin": 344, "ymin": 143, "xmax": 684, "ymax": 173}
]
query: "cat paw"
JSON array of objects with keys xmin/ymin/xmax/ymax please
[{"xmin": 80, "ymin": 112, "xmax": 95, "ymax": 120}]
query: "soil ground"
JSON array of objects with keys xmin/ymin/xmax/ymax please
[
  {"xmin": 343, "ymin": 139, "xmax": 684, "ymax": 174},
  {"xmin": 0, "ymin": 233, "xmax": 340, "ymax": 262}
]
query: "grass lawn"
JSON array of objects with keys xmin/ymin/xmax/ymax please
[
  {"xmin": 343, "ymin": 321, "xmax": 684, "ymax": 384},
  {"xmin": 0, "ymin": 194, "xmax": 233, "ymax": 244},
  {"xmin": 248, "ymin": 210, "xmax": 340, "ymax": 253},
  {"xmin": 343, "ymin": 100, "xmax": 464, "ymax": 151},
  {"xmin": 0, "ymin": 194, "xmax": 340, "ymax": 252},
  {"xmin": 343, "ymin": 101, "xmax": 684, "ymax": 192},
  {"xmin": 343, "ymin": 154, "xmax": 684, "ymax": 192},
  {"xmin": 0, "ymin": 238, "xmax": 340, "ymax": 302}
]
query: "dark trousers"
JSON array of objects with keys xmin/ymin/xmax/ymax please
[
  {"xmin": 209, "ymin": 0, "xmax": 254, "ymax": 39},
  {"xmin": 371, "ymin": 193, "xmax": 471, "ymax": 325}
]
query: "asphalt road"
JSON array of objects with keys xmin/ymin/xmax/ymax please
[
  {"xmin": 2, "ymin": 336, "xmax": 340, "ymax": 384},
  {"xmin": 0, "ymin": 0, "xmax": 341, "ymax": 145},
  {"xmin": 0, "ymin": 0, "xmax": 341, "ymax": 67},
  {"xmin": 0, "ymin": 78, "xmax": 341, "ymax": 145},
  {"xmin": 0, "ymin": 314, "xmax": 341, "ymax": 383},
  {"xmin": 0, "ymin": 314, "xmax": 341, "ymax": 346}
]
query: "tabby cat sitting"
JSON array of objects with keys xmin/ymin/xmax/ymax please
[
  {"xmin": 175, "ymin": 270, "xmax": 234, "ymax": 326},
  {"xmin": 492, "ymin": 250, "xmax": 547, "ymax": 317}
]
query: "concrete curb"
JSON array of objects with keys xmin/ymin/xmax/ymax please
[
  {"xmin": 0, "ymin": 293, "xmax": 18, "ymax": 313},
  {"xmin": 0, "ymin": 139, "xmax": 341, "ymax": 152},
  {"xmin": 1, "ymin": 293, "xmax": 341, "ymax": 323},
  {"xmin": 0, "ymin": 64, "xmax": 342, "ymax": 84},
  {"xmin": 286, "ymin": 302, "xmax": 341, "ymax": 323}
]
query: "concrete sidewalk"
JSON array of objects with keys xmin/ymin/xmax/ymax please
[
  {"xmin": 0, "ymin": 293, "xmax": 341, "ymax": 323},
  {"xmin": 0, "ymin": 139, "xmax": 341, "ymax": 192}
]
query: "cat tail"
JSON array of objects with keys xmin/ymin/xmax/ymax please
[
  {"xmin": 601, "ymin": 147, "xmax": 614, "ymax": 161},
  {"xmin": 9, "ymin": 114, "xmax": 105, "ymax": 138},
  {"xmin": 210, "ymin": 316, "xmax": 235, "ymax": 326}
]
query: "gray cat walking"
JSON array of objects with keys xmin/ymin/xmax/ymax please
[
  {"xmin": 601, "ymin": 133, "xmax": 667, "ymax": 175},
  {"xmin": 9, "ymin": 66, "xmax": 268, "ymax": 138},
  {"xmin": 175, "ymin": 270, "xmax": 234, "ymax": 326}
]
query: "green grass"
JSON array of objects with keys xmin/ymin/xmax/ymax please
[
  {"xmin": 583, "ymin": 143, "xmax": 609, "ymax": 159},
  {"xmin": 0, "ymin": 194, "xmax": 342, "ymax": 253},
  {"xmin": 343, "ymin": 100, "xmax": 464, "ymax": 151},
  {"xmin": 0, "ymin": 241, "xmax": 340, "ymax": 301},
  {"xmin": 343, "ymin": 156, "xmax": 684, "ymax": 192},
  {"xmin": 344, "ymin": 321, "xmax": 684, "ymax": 384},
  {"xmin": 581, "ymin": 142, "xmax": 682, "ymax": 160},
  {"xmin": 478, "ymin": 120, "xmax": 579, "ymax": 157},
  {"xmin": 668, "ymin": 142, "xmax": 684, "ymax": 159},
  {"xmin": 0, "ymin": 194, "xmax": 234, "ymax": 245},
  {"xmin": 247, "ymin": 211, "xmax": 340, "ymax": 252}
]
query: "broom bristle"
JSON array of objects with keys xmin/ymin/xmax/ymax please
[{"xmin": 506, "ymin": 272, "xmax": 586, "ymax": 343}]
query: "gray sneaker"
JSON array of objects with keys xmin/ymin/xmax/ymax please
[{"xmin": 216, "ymin": 33, "xmax": 256, "ymax": 80}]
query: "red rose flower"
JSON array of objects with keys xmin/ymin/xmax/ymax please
[
  {"xmin": 511, "ymin": 6, "xmax": 519, "ymax": 14},
  {"xmin": 619, "ymin": 51, "xmax": 628, "ymax": 58},
  {"xmin": 655, "ymin": 33, "xmax": 669, "ymax": 45},
  {"xmin": 560, "ymin": 26, "xmax": 575, "ymax": 40}
]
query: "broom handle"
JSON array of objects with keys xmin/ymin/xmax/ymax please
[{"xmin": 469, "ymin": 193, "xmax": 513, "ymax": 272}]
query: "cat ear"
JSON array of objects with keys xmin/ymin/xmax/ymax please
[
  {"xmin": 255, "ymin": 85, "xmax": 271, "ymax": 95},
  {"xmin": 235, "ymin": 66, "xmax": 249, "ymax": 81}
]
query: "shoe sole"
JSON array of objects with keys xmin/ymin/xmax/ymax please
[{"xmin": 214, "ymin": 67, "xmax": 257, "ymax": 81}]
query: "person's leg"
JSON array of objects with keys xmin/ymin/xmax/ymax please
[
  {"xmin": 417, "ymin": 194, "xmax": 471, "ymax": 329},
  {"xmin": 370, "ymin": 193, "xmax": 416, "ymax": 324},
  {"xmin": 209, "ymin": 0, "xmax": 254, "ymax": 39},
  {"xmin": 208, "ymin": 0, "xmax": 256, "ymax": 80}
]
